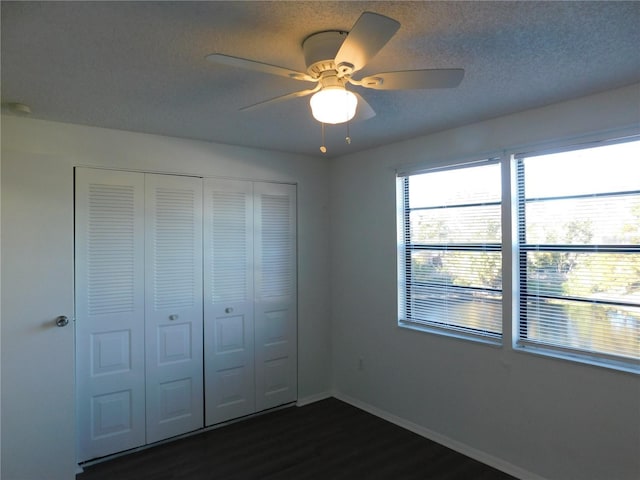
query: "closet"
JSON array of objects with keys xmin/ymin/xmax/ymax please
[
  {"xmin": 203, "ymin": 179, "xmax": 297, "ymax": 425},
  {"xmin": 75, "ymin": 168, "xmax": 297, "ymax": 462}
]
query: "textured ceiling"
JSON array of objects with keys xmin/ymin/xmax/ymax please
[{"xmin": 2, "ymin": 1, "xmax": 639, "ymax": 158}]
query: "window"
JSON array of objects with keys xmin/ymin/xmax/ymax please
[
  {"xmin": 397, "ymin": 160, "xmax": 502, "ymax": 341},
  {"xmin": 516, "ymin": 138, "xmax": 640, "ymax": 366},
  {"xmin": 397, "ymin": 135, "xmax": 639, "ymax": 371}
]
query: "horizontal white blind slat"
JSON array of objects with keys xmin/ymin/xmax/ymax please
[
  {"xmin": 400, "ymin": 162, "xmax": 503, "ymax": 338},
  {"xmin": 517, "ymin": 137, "xmax": 640, "ymax": 363}
]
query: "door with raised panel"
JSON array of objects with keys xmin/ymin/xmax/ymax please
[
  {"xmin": 254, "ymin": 182, "xmax": 297, "ymax": 411},
  {"xmin": 76, "ymin": 169, "xmax": 206, "ymax": 460},
  {"xmin": 203, "ymin": 179, "xmax": 256, "ymax": 425},
  {"xmin": 75, "ymin": 168, "xmax": 146, "ymax": 462},
  {"xmin": 144, "ymin": 174, "xmax": 204, "ymax": 442}
]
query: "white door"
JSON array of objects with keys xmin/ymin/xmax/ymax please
[
  {"xmin": 1, "ymin": 153, "xmax": 76, "ymax": 479},
  {"xmin": 254, "ymin": 182, "xmax": 297, "ymax": 411},
  {"xmin": 203, "ymin": 179, "xmax": 256, "ymax": 425},
  {"xmin": 145, "ymin": 174, "xmax": 204, "ymax": 442},
  {"xmin": 75, "ymin": 168, "xmax": 146, "ymax": 462}
]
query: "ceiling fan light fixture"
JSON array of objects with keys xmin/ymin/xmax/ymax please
[{"xmin": 309, "ymin": 87, "xmax": 357, "ymax": 124}]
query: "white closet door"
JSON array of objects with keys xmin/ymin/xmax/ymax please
[
  {"xmin": 254, "ymin": 182, "xmax": 297, "ymax": 411},
  {"xmin": 145, "ymin": 174, "xmax": 204, "ymax": 443},
  {"xmin": 203, "ymin": 179, "xmax": 255, "ymax": 425},
  {"xmin": 75, "ymin": 168, "xmax": 146, "ymax": 462}
]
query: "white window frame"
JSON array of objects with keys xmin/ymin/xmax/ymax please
[
  {"xmin": 397, "ymin": 159, "xmax": 503, "ymax": 344},
  {"xmin": 396, "ymin": 131, "xmax": 640, "ymax": 374},
  {"xmin": 513, "ymin": 135, "xmax": 640, "ymax": 372}
]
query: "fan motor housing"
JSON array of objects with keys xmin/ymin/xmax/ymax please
[{"xmin": 302, "ymin": 31, "xmax": 347, "ymax": 77}]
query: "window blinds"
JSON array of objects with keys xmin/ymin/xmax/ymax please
[
  {"xmin": 399, "ymin": 161, "xmax": 502, "ymax": 339},
  {"xmin": 516, "ymin": 139, "xmax": 640, "ymax": 363}
]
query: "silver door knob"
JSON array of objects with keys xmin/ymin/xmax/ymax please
[
  {"xmin": 169, "ymin": 314, "xmax": 179, "ymax": 321},
  {"xmin": 55, "ymin": 315, "xmax": 69, "ymax": 327}
]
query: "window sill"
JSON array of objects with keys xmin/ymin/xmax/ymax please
[
  {"xmin": 514, "ymin": 343, "xmax": 640, "ymax": 375},
  {"xmin": 398, "ymin": 320, "xmax": 502, "ymax": 347}
]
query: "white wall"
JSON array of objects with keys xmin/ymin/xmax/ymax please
[
  {"xmin": 1, "ymin": 117, "xmax": 332, "ymax": 479},
  {"xmin": 329, "ymin": 83, "xmax": 640, "ymax": 480}
]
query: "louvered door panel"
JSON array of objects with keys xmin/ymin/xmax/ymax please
[
  {"xmin": 145, "ymin": 174, "xmax": 203, "ymax": 443},
  {"xmin": 203, "ymin": 178, "xmax": 255, "ymax": 426},
  {"xmin": 254, "ymin": 182, "xmax": 297, "ymax": 411},
  {"xmin": 75, "ymin": 168, "xmax": 146, "ymax": 462}
]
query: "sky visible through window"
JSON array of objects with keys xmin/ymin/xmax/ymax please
[
  {"xmin": 524, "ymin": 140, "xmax": 640, "ymax": 198},
  {"xmin": 409, "ymin": 162, "xmax": 500, "ymax": 209},
  {"xmin": 408, "ymin": 140, "xmax": 639, "ymax": 208}
]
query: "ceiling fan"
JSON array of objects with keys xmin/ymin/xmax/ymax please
[{"xmin": 206, "ymin": 11, "xmax": 464, "ymax": 129}]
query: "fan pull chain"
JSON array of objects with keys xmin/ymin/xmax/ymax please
[
  {"xmin": 345, "ymin": 121, "xmax": 351, "ymax": 144},
  {"xmin": 320, "ymin": 123, "xmax": 327, "ymax": 153}
]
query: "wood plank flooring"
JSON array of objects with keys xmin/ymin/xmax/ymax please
[{"xmin": 77, "ymin": 398, "xmax": 516, "ymax": 480}]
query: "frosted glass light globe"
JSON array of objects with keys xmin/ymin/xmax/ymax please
[{"xmin": 309, "ymin": 87, "xmax": 358, "ymax": 124}]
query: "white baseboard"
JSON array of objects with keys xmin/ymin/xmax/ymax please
[
  {"xmin": 333, "ymin": 391, "xmax": 548, "ymax": 480},
  {"xmin": 296, "ymin": 390, "xmax": 333, "ymax": 407}
]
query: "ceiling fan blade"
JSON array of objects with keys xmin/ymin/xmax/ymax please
[
  {"xmin": 335, "ymin": 12, "xmax": 400, "ymax": 73},
  {"xmin": 206, "ymin": 53, "xmax": 316, "ymax": 83},
  {"xmin": 352, "ymin": 92, "xmax": 376, "ymax": 121},
  {"xmin": 240, "ymin": 84, "xmax": 322, "ymax": 112},
  {"xmin": 357, "ymin": 69, "xmax": 465, "ymax": 90}
]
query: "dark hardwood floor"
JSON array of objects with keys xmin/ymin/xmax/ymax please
[{"xmin": 77, "ymin": 398, "xmax": 516, "ymax": 480}]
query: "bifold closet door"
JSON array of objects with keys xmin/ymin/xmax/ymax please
[
  {"xmin": 144, "ymin": 174, "xmax": 203, "ymax": 443},
  {"xmin": 254, "ymin": 182, "xmax": 297, "ymax": 411},
  {"xmin": 76, "ymin": 168, "xmax": 146, "ymax": 462},
  {"xmin": 203, "ymin": 179, "xmax": 255, "ymax": 426},
  {"xmin": 203, "ymin": 180, "xmax": 297, "ymax": 424},
  {"xmin": 76, "ymin": 169, "xmax": 204, "ymax": 461}
]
